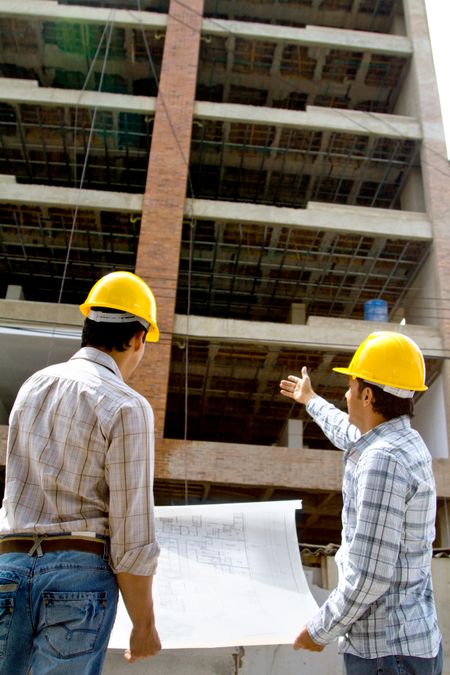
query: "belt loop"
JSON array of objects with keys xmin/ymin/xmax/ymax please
[
  {"xmin": 28, "ymin": 535, "xmax": 46, "ymax": 557},
  {"xmin": 102, "ymin": 538, "xmax": 110, "ymax": 562}
]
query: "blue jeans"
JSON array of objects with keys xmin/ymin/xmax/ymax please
[
  {"xmin": 0, "ymin": 550, "xmax": 118, "ymax": 674},
  {"xmin": 344, "ymin": 643, "xmax": 443, "ymax": 675}
]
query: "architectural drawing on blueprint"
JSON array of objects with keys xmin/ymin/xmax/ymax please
[{"xmin": 109, "ymin": 500, "xmax": 318, "ymax": 650}]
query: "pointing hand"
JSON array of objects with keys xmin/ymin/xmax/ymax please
[{"xmin": 279, "ymin": 366, "xmax": 317, "ymax": 405}]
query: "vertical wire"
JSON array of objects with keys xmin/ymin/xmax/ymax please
[
  {"xmin": 58, "ymin": 18, "xmax": 115, "ymax": 305},
  {"xmin": 45, "ymin": 13, "xmax": 115, "ymax": 367},
  {"xmin": 183, "ymin": 217, "xmax": 195, "ymax": 504}
]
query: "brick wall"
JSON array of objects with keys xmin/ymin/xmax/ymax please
[{"xmin": 132, "ymin": 0, "xmax": 204, "ymax": 439}]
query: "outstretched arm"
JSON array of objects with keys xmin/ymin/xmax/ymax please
[{"xmin": 280, "ymin": 367, "xmax": 359, "ymax": 452}]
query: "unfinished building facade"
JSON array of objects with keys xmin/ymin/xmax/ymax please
[{"xmin": 0, "ymin": 0, "xmax": 449, "ymax": 547}]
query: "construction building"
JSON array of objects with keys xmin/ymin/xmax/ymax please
[{"xmin": 0, "ymin": 0, "xmax": 449, "ymax": 558}]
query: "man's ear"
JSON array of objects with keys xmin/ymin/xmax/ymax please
[
  {"xmin": 133, "ymin": 330, "xmax": 145, "ymax": 350},
  {"xmin": 362, "ymin": 385, "xmax": 374, "ymax": 406}
]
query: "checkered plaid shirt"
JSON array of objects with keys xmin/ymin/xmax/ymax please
[
  {"xmin": 0, "ymin": 347, "xmax": 159, "ymax": 575},
  {"xmin": 305, "ymin": 396, "xmax": 441, "ymax": 658}
]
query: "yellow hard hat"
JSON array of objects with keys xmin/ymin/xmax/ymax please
[
  {"xmin": 80, "ymin": 271, "xmax": 159, "ymax": 342},
  {"xmin": 333, "ymin": 331, "xmax": 427, "ymax": 396}
]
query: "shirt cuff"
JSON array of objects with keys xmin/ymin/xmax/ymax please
[
  {"xmin": 306, "ymin": 615, "xmax": 332, "ymax": 646},
  {"xmin": 111, "ymin": 541, "xmax": 160, "ymax": 575}
]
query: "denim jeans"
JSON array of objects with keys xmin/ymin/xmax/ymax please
[
  {"xmin": 0, "ymin": 550, "xmax": 118, "ymax": 675},
  {"xmin": 344, "ymin": 643, "xmax": 443, "ymax": 675}
]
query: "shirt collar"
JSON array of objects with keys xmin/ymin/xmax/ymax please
[
  {"xmin": 70, "ymin": 347, "xmax": 124, "ymax": 381},
  {"xmin": 352, "ymin": 414, "xmax": 411, "ymax": 453}
]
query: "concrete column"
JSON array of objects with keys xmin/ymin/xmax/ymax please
[
  {"xmin": 288, "ymin": 302, "xmax": 306, "ymax": 325},
  {"xmin": 131, "ymin": 0, "xmax": 204, "ymax": 438},
  {"xmin": 6, "ymin": 285, "xmax": 24, "ymax": 300},
  {"xmin": 436, "ymin": 502, "xmax": 450, "ymax": 548},
  {"xmin": 279, "ymin": 419, "xmax": 304, "ymax": 450},
  {"xmin": 401, "ymin": 0, "xmax": 450, "ymax": 448}
]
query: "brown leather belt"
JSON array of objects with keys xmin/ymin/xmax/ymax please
[{"xmin": 0, "ymin": 538, "xmax": 106, "ymax": 557}]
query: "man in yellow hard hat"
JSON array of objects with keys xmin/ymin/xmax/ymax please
[
  {"xmin": 280, "ymin": 331, "xmax": 442, "ymax": 674},
  {"xmin": 0, "ymin": 271, "xmax": 161, "ymax": 674}
]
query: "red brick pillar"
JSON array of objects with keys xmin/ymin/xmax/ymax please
[{"xmin": 131, "ymin": 0, "xmax": 204, "ymax": 438}]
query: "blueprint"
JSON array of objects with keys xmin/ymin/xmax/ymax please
[{"xmin": 108, "ymin": 500, "xmax": 319, "ymax": 650}]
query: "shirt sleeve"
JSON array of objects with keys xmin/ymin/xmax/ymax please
[
  {"xmin": 306, "ymin": 396, "xmax": 360, "ymax": 451},
  {"xmin": 307, "ymin": 448, "xmax": 409, "ymax": 644},
  {"xmin": 105, "ymin": 397, "xmax": 160, "ymax": 575}
]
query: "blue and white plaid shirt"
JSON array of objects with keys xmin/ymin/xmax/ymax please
[{"xmin": 305, "ymin": 396, "xmax": 441, "ymax": 658}]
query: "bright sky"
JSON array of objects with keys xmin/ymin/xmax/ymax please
[{"xmin": 424, "ymin": 0, "xmax": 450, "ymax": 158}]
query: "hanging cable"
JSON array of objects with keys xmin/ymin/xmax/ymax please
[
  {"xmin": 44, "ymin": 12, "xmax": 116, "ymax": 367},
  {"xmin": 58, "ymin": 18, "xmax": 115, "ymax": 305}
]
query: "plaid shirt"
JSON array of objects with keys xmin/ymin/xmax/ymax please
[
  {"xmin": 305, "ymin": 396, "xmax": 441, "ymax": 658},
  {"xmin": 0, "ymin": 347, "xmax": 159, "ymax": 575}
]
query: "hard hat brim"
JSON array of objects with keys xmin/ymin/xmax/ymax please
[
  {"xmin": 332, "ymin": 366, "xmax": 428, "ymax": 392},
  {"xmin": 145, "ymin": 326, "xmax": 160, "ymax": 342},
  {"xmin": 80, "ymin": 301, "xmax": 160, "ymax": 343}
]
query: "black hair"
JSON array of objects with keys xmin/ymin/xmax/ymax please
[
  {"xmin": 356, "ymin": 378, "xmax": 414, "ymax": 420},
  {"xmin": 81, "ymin": 307, "xmax": 147, "ymax": 352}
]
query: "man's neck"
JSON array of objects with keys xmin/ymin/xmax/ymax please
[{"xmin": 358, "ymin": 412, "xmax": 387, "ymax": 435}]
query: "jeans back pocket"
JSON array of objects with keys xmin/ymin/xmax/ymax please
[
  {"xmin": 0, "ymin": 578, "xmax": 18, "ymax": 658},
  {"xmin": 42, "ymin": 590, "xmax": 107, "ymax": 659}
]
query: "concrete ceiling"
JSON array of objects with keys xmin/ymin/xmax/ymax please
[{"xmin": 0, "ymin": 326, "xmax": 80, "ymax": 420}]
